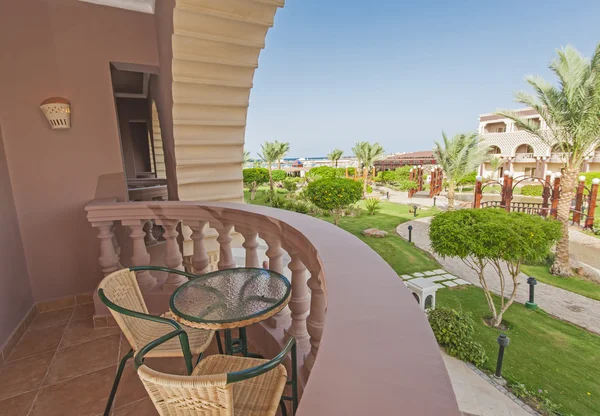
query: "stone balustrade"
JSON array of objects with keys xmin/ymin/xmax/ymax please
[{"xmin": 85, "ymin": 199, "xmax": 459, "ymax": 415}]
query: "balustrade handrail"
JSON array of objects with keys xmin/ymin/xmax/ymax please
[{"xmin": 85, "ymin": 199, "xmax": 459, "ymax": 415}]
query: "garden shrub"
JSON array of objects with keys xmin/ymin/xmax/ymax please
[
  {"xmin": 428, "ymin": 307, "xmax": 488, "ymax": 367},
  {"xmin": 580, "ymin": 171, "xmax": 600, "ymax": 187},
  {"xmin": 271, "ymin": 169, "xmax": 287, "ymax": 182},
  {"xmin": 305, "ymin": 178, "xmax": 362, "ymax": 225},
  {"xmin": 520, "ymin": 184, "xmax": 544, "ymax": 196},
  {"xmin": 283, "ymin": 179, "xmax": 297, "ymax": 192},
  {"xmin": 397, "ymin": 179, "xmax": 418, "ymax": 191},
  {"xmin": 307, "ymin": 166, "xmax": 341, "ymax": 180},
  {"xmin": 364, "ymin": 198, "xmax": 380, "ymax": 215},
  {"xmin": 375, "ymin": 170, "xmax": 397, "ymax": 184},
  {"xmin": 395, "ymin": 166, "xmax": 412, "ymax": 181}
]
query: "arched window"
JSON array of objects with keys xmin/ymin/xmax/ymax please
[
  {"xmin": 488, "ymin": 146, "xmax": 501, "ymax": 155},
  {"xmin": 412, "ymin": 293, "xmax": 420, "ymax": 304},
  {"xmin": 425, "ymin": 295, "xmax": 434, "ymax": 310},
  {"xmin": 515, "ymin": 144, "xmax": 533, "ymax": 154}
]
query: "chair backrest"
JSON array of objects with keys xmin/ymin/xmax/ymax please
[
  {"xmin": 137, "ymin": 365, "xmax": 234, "ymax": 416},
  {"xmin": 98, "ymin": 268, "xmax": 151, "ymax": 351}
]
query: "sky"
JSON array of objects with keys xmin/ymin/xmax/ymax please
[{"xmin": 243, "ymin": 0, "xmax": 600, "ymax": 158}]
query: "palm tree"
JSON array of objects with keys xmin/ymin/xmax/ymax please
[
  {"xmin": 327, "ymin": 148, "xmax": 344, "ymax": 167},
  {"xmin": 495, "ymin": 44, "xmax": 600, "ymax": 276},
  {"xmin": 258, "ymin": 142, "xmax": 279, "ymax": 191},
  {"xmin": 352, "ymin": 142, "xmax": 385, "ymax": 194},
  {"xmin": 488, "ymin": 156, "xmax": 504, "ymax": 179},
  {"xmin": 274, "ymin": 141, "xmax": 290, "ymax": 170},
  {"xmin": 434, "ymin": 132, "xmax": 488, "ymax": 210},
  {"xmin": 243, "ymin": 149, "xmax": 252, "ymax": 166}
]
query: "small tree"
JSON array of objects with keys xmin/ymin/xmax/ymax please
[
  {"xmin": 395, "ymin": 165, "xmax": 412, "ymax": 181},
  {"xmin": 457, "ymin": 171, "xmax": 478, "ymax": 192},
  {"xmin": 305, "ymin": 178, "xmax": 362, "ymax": 225},
  {"xmin": 375, "ymin": 170, "xmax": 397, "ymax": 184},
  {"xmin": 258, "ymin": 142, "xmax": 279, "ymax": 191},
  {"xmin": 429, "ymin": 209, "xmax": 561, "ymax": 327},
  {"xmin": 243, "ymin": 168, "xmax": 269, "ymax": 200}
]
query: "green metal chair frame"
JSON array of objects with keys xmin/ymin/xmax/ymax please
[
  {"xmin": 98, "ymin": 266, "xmax": 223, "ymax": 416},
  {"xmin": 135, "ymin": 329, "xmax": 299, "ymax": 415}
]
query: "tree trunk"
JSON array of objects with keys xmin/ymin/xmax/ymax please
[
  {"xmin": 268, "ymin": 166, "xmax": 274, "ymax": 192},
  {"xmin": 363, "ymin": 167, "xmax": 368, "ymax": 194},
  {"xmin": 550, "ymin": 167, "xmax": 578, "ymax": 276},
  {"xmin": 335, "ymin": 160, "xmax": 338, "ymax": 168},
  {"xmin": 447, "ymin": 182, "xmax": 456, "ymax": 211},
  {"xmin": 250, "ymin": 183, "xmax": 257, "ymax": 201},
  {"xmin": 277, "ymin": 160, "xmax": 281, "ymax": 170}
]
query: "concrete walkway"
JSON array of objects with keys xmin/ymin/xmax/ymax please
[
  {"xmin": 397, "ymin": 217, "xmax": 600, "ymax": 335},
  {"xmin": 443, "ymin": 351, "xmax": 535, "ymax": 416}
]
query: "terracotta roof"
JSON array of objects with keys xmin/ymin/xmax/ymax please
[{"xmin": 386, "ymin": 151, "xmax": 434, "ymax": 160}]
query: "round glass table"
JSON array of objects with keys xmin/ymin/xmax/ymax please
[{"xmin": 169, "ymin": 267, "xmax": 291, "ymax": 356}]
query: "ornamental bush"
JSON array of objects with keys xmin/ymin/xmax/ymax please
[
  {"xmin": 395, "ymin": 166, "xmax": 412, "ymax": 181},
  {"xmin": 397, "ymin": 179, "xmax": 418, "ymax": 192},
  {"xmin": 364, "ymin": 197, "xmax": 381, "ymax": 215},
  {"xmin": 428, "ymin": 307, "xmax": 488, "ymax": 367},
  {"xmin": 307, "ymin": 166, "xmax": 342, "ymax": 180},
  {"xmin": 520, "ymin": 184, "xmax": 544, "ymax": 196},
  {"xmin": 243, "ymin": 168, "xmax": 269, "ymax": 200},
  {"xmin": 305, "ymin": 178, "xmax": 362, "ymax": 225},
  {"xmin": 375, "ymin": 170, "xmax": 397, "ymax": 184},
  {"xmin": 271, "ymin": 169, "xmax": 287, "ymax": 182}
]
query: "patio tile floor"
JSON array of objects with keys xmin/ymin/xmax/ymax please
[{"xmin": 0, "ymin": 305, "xmax": 222, "ymax": 416}]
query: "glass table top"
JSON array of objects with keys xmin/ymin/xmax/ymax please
[{"xmin": 170, "ymin": 268, "xmax": 291, "ymax": 326}]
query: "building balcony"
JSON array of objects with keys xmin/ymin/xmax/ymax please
[
  {"xmin": 514, "ymin": 152, "xmax": 535, "ymax": 162},
  {"xmin": 549, "ymin": 152, "xmax": 570, "ymax": 163},
  {"xmin": 84, "ymin": 199, "xmax": 459, "ymax": 415},
  {"xmin": 592, "ymin": 153, "xmax": 600, "ymax": 163}
]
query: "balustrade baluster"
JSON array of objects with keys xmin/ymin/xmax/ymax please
[
  {"xmin": 123, "ymin": 219, "xmax": 157, "ymax": 291},
  {"xmin": 241, "ymin": 231, "xmax": 260, "ymax": 268},
  {"xmin": 216, "ymin": 224, "xmax": 236, "ymax": 270},
  {"xmin": 143, "ymin": 220, "xmax": 158, "ymax": 245},
  {"xmin": 189, "ymin": 221, "xmax": 210, "ymax": 275},
  {"xmin": 263, "ymin": 235, "xmax": 291, "ymax": 328},
  {"xmin": 156, "ymin": 219, "xmax": 186, "ymax": 291},
  {"xmin": 285, "ymin": 252, "xmax": 310, "ymax": 348},
  {"xmin": 93, "ymin": 221, "xmax": 121, "ymax": 276},
  {"xmin": 305, "ymin": 270, "xmax": 326, "ymax": 374}
]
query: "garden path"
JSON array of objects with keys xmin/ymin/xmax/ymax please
[{"xmin": 397, "ymin": 217, "xmax": 600, "ymax": 335}]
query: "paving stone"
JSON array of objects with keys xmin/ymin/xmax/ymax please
[
  {"xmin": 432, "ymin": 269, "xmax": 446, "ymax": 275},
  {"xmin": 407, "ymin": 278, "xmax": 443, "ymax": 289},
  {"xmin": 412, "ymin": 272, "xmax": 425, "ymax": 277},
  {"xmin": 423, "ymin": 270, "xmax": 437, "ymax": 276},
  {"xmin": 442, "ymin": 273, "xmax": 456, "ymax": 279},
  {"xmin": 401, "ymin": 274, "xmax": 413, "ymax": 280},
  {"xmin": 443, "ymin": 281, "xmax": 458, "ymax": 287},
  {"xmin": 431, "ymin": 276, "xmax": 449, "ymax": 283},
  {"xmin": 454, "ymin": 279, "xmax": 472, "ymax": 286}
]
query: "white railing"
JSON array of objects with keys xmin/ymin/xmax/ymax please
[
  {"xmin": 514, "ymin": 152, "xmax": 535, "ymax": 161},
  {"xmin": 85, "ymin": 199, "xmax": 460, "ymax": 415},
  {"xmin": 549, "ymin": 152, "xmax": 570, "ymax": 162}
]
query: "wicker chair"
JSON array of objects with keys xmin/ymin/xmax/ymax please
[
  {"xmin": 98, "ymin": 267, "xmax": 219, "ymax": 416},
  {"xmin": 135, "ymin": 329, "xmax": 298, "ymax": 416}
]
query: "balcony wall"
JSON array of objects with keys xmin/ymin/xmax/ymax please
[
  {"xmin": 0, "ymin": 0, "xmax": 159, "ymax": 303},
  {"xmin": 86, "ymin": 199, "xmax": 461, "ymax": 415},
  {"xmin": 0, "ymin": 126, "xmax": 34, "ymax": 349}
]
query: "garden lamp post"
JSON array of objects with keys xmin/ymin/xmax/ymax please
[
  {"xmin": 408, "ymin": 225, "xmax": 413, "ymax": 243},
  {"xmin": 495, "ymin": 334, "xmax": 510, "ymax": 379},
  {"xmin": 525, "ymin": 277, "xmax": 538, "ymax": 310},
  {"xmin": 433, "ymin": 196, "xmax": 436, "ymax": 207},
  {"xmin": 413, "ymin": 205, "xmax": 418, "ymax": 217}
]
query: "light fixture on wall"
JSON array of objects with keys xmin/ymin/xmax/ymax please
[{"xmin": 40, "ymin": 97, "xmax": 71, "ymax": 129}]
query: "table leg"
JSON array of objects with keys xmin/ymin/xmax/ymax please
[{"xmin": 222, "ymin": 328, "xmax": 263, "ymax": 357}]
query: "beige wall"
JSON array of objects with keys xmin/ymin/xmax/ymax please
[
  {"xmin": 484, "ymin": 122, "xmax": 507, "ymax": 133},
  {"xmin": 0, "ymin": 0, "xmax": 159, "ymax": 301},
  {"xmin": 0, "ymin": 126, "xmax": 34, "ymax": 347}
]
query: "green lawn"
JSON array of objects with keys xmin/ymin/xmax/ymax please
[
  {"xmin": 438, "ymin": 286, "xmax": 600, "ymax": 416},
  {"xmin": 521, "ymin": 264, "xmax": 600, "ymax": 302},
  {"xmin": 244, "ymin": 188, "xmax": 439, "ymax": 275}
]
